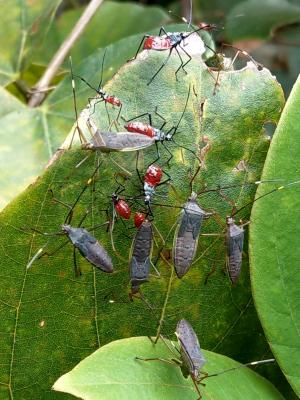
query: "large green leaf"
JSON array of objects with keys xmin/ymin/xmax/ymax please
[
  {"xmin": 0, "ymin": 25, "xmax": 214, "ymax": 210},
  {"xmin": 0, "ymin": 0, "xmax": 61, "ymax": 86},
  {"xmin": 0, "ymin": 37, "xmax": 284, "ymax": 399},
  {"xmin": 33, "ymin": 1, "xmax": 170, "ymax": 66},
  {"xmin": 250, "ymin": 76, "xmax": 300, "ymax": 396},
  {"xmin": 53, "ymin": 336, "xmax": 284, "ymax": 399},
  {"xmin": 225, "ymin": 0, "xmax": 300, "ymax": 41}
]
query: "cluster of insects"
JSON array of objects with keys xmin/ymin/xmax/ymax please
[{"xmin": 27, "ymin": 13, "xmax": 286, "ymax": 399}]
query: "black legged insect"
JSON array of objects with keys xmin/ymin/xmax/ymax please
[
  {"xmin": 27, "ymin": 165, "xmax": 114, "ymax": 276},
  {"xmin": 128, "ymin": 24, "xmax": 217, "ymax": 85},
  {"xmin": 204, "ymin": 42, "xmax": 264, "ymax": 95},
  {"xmin": 27, "ymin": 208, "xmax": 113, "ymax": 276},
  {"xmin": 136, "ymin": 319, "xmax": 275, "ymax": 399},
  {"xmin": 123, "ymin": 86, "xmax": 201, "ymax": 167},
  {"xmin": 69, "ymin": 60, "xmax": 154, "ymax": 177},
  {"xmin": 71, "ymin": 49, "xmax": 122, "ymax": 130},
  {"xmin": 173, "ymin": 192, "xmax": 213, "ymax": 278},
  {"xmin": 129, "ymin": 219, "xmax": 154, "ymax": 305}
]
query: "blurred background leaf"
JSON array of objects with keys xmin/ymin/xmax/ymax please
[{"xmin": 0, "ymin": 0, "xmax": 62, "ymax": 86}]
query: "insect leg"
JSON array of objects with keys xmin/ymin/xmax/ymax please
[
  {"xmin": 88, "ymin": 97, "xmax": 104, "ymax": 117},
  {"xmin": 223, "ymin": 43, "xmax": 263, "ymax": 70},
  {"xmin": 154, "ymin": 106, "xmax": 167, "ymax": 131},
  {"xmin": 150, "ymin": 142, "xmax": 161, "ymax": 166},
  {"xmin": 158, "ymin": 26, "xmax": 168, "ymax": 36},
  {"xmin": 178, "ymin": 44, "xmax": 192, "ymax": 72},
  {"xmin": 161, "ymin": 141, "xmax": 173, "ymax": 166},
  {"xmin": 73, "ymin": 247, "xmax": 82, "ymax": 277},
  {"xmin": 174, "ymin": 46, "xmax": 186, "ymax": 80},
  {"xmin": 135, "ymin": 356, "xmax": 176, "ymax": 365},
  {"xmin": 147, "ymin": 48, "xmax": 173, "ymax": 86},
  {"xmin": 128, "ymin": 35, "xmax": 149, "ymax": 61},
  {"xmin": 122, "ymin": 111, "xmax": 153, "ymax": 126},
  {"xmin": 191, "ymin": 375, "xmax": 203, "ymax": 399},
  {"xmin": 104, "ymin": 101, "xmax": 112, "ymax": 128}
]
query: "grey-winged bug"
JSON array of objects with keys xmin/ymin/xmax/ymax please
[
  {"xmin": 136, "ymin": 318, "xmax": 275, "ymax": 399},
  {"xmin": 129, "ymin": 219, "xmax": 157, "ymax": 305},
  {"xmin": 173, "ymin": 192, "xmax": 213, "ymax": 278},
  {"xmin": 225, "ymin": 216, "xmax": 245, "ymax": 284},
  {"xmin": 136, "ymin": 319, "xmax": 206, "ymax": 399},
  {"xmin": 27, "ymin": 179, "xmax": 114, "ymax": 276},
  {"xmin": 61, "ymin": 224, "xmax": 113, "ymax": 274}
]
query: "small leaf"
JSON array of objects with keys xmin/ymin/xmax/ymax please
[
  {"xmin": 250, "ymin": 75, "xmax": 300, "ymax": 396},
  {"xmin": 53, "ymin": 336, "xmax": 284, "ymax": 400},
  {"xmin": 225, "ymin": 0, "xmax": 300, "ymax": 41}
]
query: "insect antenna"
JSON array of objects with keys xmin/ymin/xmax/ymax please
[
  {"xmin": 204, "ymin": 358, "xmax": 275, "ymax": 379},
  {"xmin": 97, "ymin": 47, "xmax": 107, "ymax": 91},
  {"xmin": 230, "ymin": 179, "xmax": 300, "ymax": 218},
  {"xmin": 69, "ymin": 56, "xmax": 88, "ymax": 147}
]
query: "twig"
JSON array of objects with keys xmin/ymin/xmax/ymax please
[{"xmin": 28, "ymin": 0, "xmax": 103, "ymax": 108}]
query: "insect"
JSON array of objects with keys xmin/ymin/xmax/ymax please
[
  {"xmin": 205, "ymin": 43, "xmax": 263, "ymax": 95},
  {"xmin": 136, "ymin": 319, "xmax": 275, "ymax": 399},
  {"xmin": 27, "ymin": 188, "xmax": 113, "ymax": 276},
  {"xmin": 71, "ymin": 49, "xmax": 122, "ymax": 128},
  {"xmin": 129, "ymin": 219, "xmax": 157, "ymax": 305},
  {"xmin": 123, "ymin": 86, "xmax": 200, "ymax": 167},
  {"xmin": 128, "ymin": 24, "xmax": 216, "ymax": 85},
  {"xmin": 173, "ymin": 192, "xmax": 213, "ymax": 278},
  {"xmin": 135, "ymin": 164, "xmax": 172, "ymax": 217},
  {"xmin": 80, "ymin": 110, "xmax": 155, "ymax": 152}
]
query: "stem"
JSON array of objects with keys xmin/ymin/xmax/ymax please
[
  {"xmin": 28, "ymin": 0, "xmax": 103, "ymax": 107},
  {"xmin": 154, "ymin": 262, "xmax": 174, "ymax": 343}
]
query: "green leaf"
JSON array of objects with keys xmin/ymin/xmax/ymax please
[
  {"xmin": 0, "ymin": 37, "xmax": 284, "ymax": 398},
  {"xmin": 53, "ymin": 336, "xmax": 284, "ymax": 399},
  {"xmin": 250, "ymin": 76, "xmax": 300, "ymax": 396},
  {"xmin": 225, "ymin": 0, "xmax": 300, "ymax": 41},
  {"xmin": 0, "ymin": 0, "xmax": 62, "ymax": 86},
  {"xmin": 33, "ymin": 1, "xmax": 170, "ymax": 66},
  {"xmin": 0, "ymin": 26, "xmax": 214, "ymax": 210}
]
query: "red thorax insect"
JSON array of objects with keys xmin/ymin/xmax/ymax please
[
  {"xmin": 71, "ymin": 48, "xmax": 122, "ymax": 129},
  {"xmin": 122, "ymin": 86, "xmax": 200, "ymax": 166},
  {"xmin": 128, "ymin": 24, "xmax": 217, "ymax": 85}
]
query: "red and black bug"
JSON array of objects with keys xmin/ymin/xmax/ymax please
[
  {"xmin": 123, "ymin": 87, "xmax": 200, "ymax": 166},
  {"xmin": 71, "ymin": 48, "xmax": 122, "ymax": 127},
  {"xmin": 128, "ymin": 24, "xmax": 216, "ymax": 85}
]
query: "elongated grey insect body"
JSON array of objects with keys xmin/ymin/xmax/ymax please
[
  {"xmin": 173, "ymin": 192, "xmax": 209, "ymax": 278},
  {"xmin": 225, "ymin": 217, "xmax": 244, "ymax": 284},
  {"xmin": 129, "ymin": 220, "xmax": 153, "ymax": 294},
  {"xmin": 176, "ymin": 319, "xmax": 206, "ymax": 380},
  {"xmin": 80, "ymin": 110, "xmax": 154, "ymax": 152},
  {"xmin": 62, "ymin": 224, "xmax": 113, "ymax": 273}
]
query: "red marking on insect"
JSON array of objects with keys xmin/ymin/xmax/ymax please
[
  {"xmin": 134, "ymin": 212, "xmax": 146, "ymax": 228},
  {"xmin": 114, "ymin": 199, "xmax": 131, "ymax": 219},
  {"xmin": 106, "ymin": 96, "xmax": 121, "ymax": 107},
  {"xmin": 124, "ymin": 122, "xmax": 156, "ymax": 138},
  {"xmin": 198, "ymin": 22, "xmax": 214, "ymax": 30},
  {"xmin": 144, "ymin": 164, "xmax": 163, "ymax": 186},
  {"xmin": 143, "ymin": 36, "xmax": 172, "ymax": 50}
]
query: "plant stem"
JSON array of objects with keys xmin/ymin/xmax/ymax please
[
  {"xmin": 154, "ymin": 262, "xmax": 174, "ymax": 343},
  {"xmin": 28, "ymin": 0, "xmax": 103, "ymax": 107}
]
